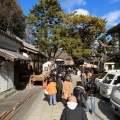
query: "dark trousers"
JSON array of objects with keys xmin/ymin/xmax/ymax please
[
  {"xmin": 77, "ymin": 100, "xmax": 82, "ymax": 106},
  {"xmin": 56, "ymin": 87, "xmax": 62, "ymax": 102},
  {"xmin": 77, "ymin": 100, "xmax": 85, "ymax": 108},
  {"xmin": 62, "ymin": 98, "xmax": 68, "ymax": 107}
]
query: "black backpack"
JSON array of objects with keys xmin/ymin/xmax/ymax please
[
  {"xmin": 74, "ymin": 87, "xmax": 83, "ymax": 101},
  {"xmin": 61, "ymin": 74, "xmax": 65, "ymax": 82}
]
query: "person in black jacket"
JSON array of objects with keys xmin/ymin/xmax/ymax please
[
  {"xmin": 60, "ymin": 95, "xmax": 88, "ymax": 120},
  {"xmin": 73, "ymin": 81, "xmax": 86, "ymax": 107},
  {"xmin": 85, "ymin": 70, "xmax": 97, "ymax": 115},
  {"xmin": 56, "ymin": 72, "xmax": 63, "ymax": 102}
]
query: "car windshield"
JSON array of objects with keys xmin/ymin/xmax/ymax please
[
  {"xmin": 99, "ymin": 72, "xmax": 107, "ymax": 79},
  {"xmin": 103, "ymin": 74, "xmax": 115, "ymax": 84}
]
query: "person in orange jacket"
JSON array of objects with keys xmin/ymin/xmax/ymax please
[{"xmin": 46, "ymin": 77, "xmax": 57, "ymax": 106}]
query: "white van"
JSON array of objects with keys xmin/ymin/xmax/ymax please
[
  {"xmin": 100, "ymin": 72, "xmax": 120, "ymax": 98},
  {"xmin": 95, "ymin": 70, "xmax": 120, "ymax": 91},
  {"xmin": 110, "ymin": 86, "xmax": 120, "ymax": 117}
]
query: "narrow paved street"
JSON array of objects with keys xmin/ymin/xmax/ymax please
[
  {"xmin": 1, "ymin": 74, "xmax": 119, "ymax": 120},
  {"xmin": 1, "ymin": 1, "xmax": 120, "ymax": 119}
]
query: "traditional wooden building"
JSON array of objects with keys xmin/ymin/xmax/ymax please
[
  {"xmin": 51, "ymin": 52, "xmax": 74, "ymax": 66},
  {"xmin": 19, "ymin": 39, "xmax": 48, "ymax": 75},
  {"xmin": 105, "ymin": 23, "xmax": 120, "ymax": 70},
  {"xmin": 103, "ymin": 56, "xmax": 120, "ymax": 70},
  {"xmin": 0, "ymin": 30, "xmax": 48, "ymax": 92},
  {"xmin": 0, "ymin": 30, "xmax": 31, "ymax": 92},
  {"xmin": 16, "ymin": 38, "xmax": 48, "ymax": 89},
  {"xmin": 107, "ymin": 23, "xmax": 120, "ymax": 50},
  {"xmin": 90, "ymin": 23, "xmax": 120, "ymax": 71}
]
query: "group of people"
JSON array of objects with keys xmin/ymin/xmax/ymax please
[
  {"xmin": 45, "ymin": 72, "xmax": 72, "ymax": 106},
  {"xmin": 44, "ymin": 67, "xmax": 97, "ymax": 120}
]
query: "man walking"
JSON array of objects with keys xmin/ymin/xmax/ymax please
[
  {"xmin": 85, "ymin": 70, "xmax": 97, "ymax": 115},
  {"xmin": 60, "ymin": 95, "xmax": 88, "ymax": 120}
]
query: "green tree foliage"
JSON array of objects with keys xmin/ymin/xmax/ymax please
[
  {"xmin": 60, "ymin": 12, "xmax": 107, "ymax": 59},
  {"xmin": 27, "ymin": 1, "xmax": 107, "ymax": 61},
  {"xmin": 96, "ymin": 35, "xmax": 109, "ymax": 54},
  {"xmin": 0, "ymin": 0, "xmax": 26, "ymax": 38},
  {"xmin": 96, "ymin": 33, "xmax": 119, "ymax": 55},
  {"xmin": 107, "ymin": 33, "xmax": 119, "ymax": 52},
  {"xmin": 27, "ymin": 0, "xmax": 64, "ymax": 59}
]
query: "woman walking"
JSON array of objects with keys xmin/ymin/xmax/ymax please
[
  {"xmin": 62, "ymin": 75, "xmax": 72, "ymax": 106},
  {"xmin": 56, "ymin": 72, "xmax": 63, "ymax": 102},
  {"xmin": 46, "ymin": 77, "xmax": 57, "ymax": 106},
  {"xmin": 73, "ymin": 81, "xmax": 86, "ymax": 107}
]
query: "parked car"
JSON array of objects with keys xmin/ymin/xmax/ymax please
[
  {"xmin": 110, "ymin": 86, "xmax": 120, "ymax": 117},
  {"xmin": 95, "ymin": 70, "xmax": 120, "ymax": 91},
  {"xmin": 100, "ymin": 72, "xmax": 120, "ymax": 98}
]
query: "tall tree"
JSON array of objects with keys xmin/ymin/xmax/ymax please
[
  {"xmin": 27, "ymin": 0, "xmax": 64, "ymax": 59},
  {"xmin": 0, "ymin": 0, "xmax": 26, "ymax": 38},
  {"xmin": 60, "ymin": 12, "xmax": 107, "ymax": 59}
]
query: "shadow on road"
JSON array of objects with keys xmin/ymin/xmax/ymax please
[
  {"xmin": 43, "ymin": 94, "xmax": 49, "ymax": 101},
  {"xmin": 96, "ymin": 94, "xmax": 119, "ymax": 120}
]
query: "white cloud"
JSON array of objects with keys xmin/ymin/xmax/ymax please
[
  {"xmin": 110, "ymin": 0, "xmax": 119, "ymax": 3},
  {"xmin": 102, "ymin": 10, "xmax": 120, "ymax": 26},
  {"xmin": 74, "ymin": 9, "xmax": 89, "ymax": 15},
  {"xmin": 59, "ymin": 0, "xmax": 86, "ymax": 10}
]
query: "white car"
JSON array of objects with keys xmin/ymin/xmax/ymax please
[
  {"xmin": 100, "ymin": 72, "xmax": 120, "ymax": 98},
  {"xmin": 110, "ymin": 86, "xmax": 120, "ymax": 117},
  {"xmin": 95, "ymin": 70, "xmax": 120, "ymax": 91}
]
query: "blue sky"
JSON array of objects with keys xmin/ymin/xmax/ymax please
[{"xmin": 18, "ymin": 0, "xmax": 120, "ymax": 30}]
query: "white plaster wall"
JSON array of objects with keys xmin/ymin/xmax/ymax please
[{"xmin": 0, "ymin": 61, "xmax": 14, "ymax": 93}]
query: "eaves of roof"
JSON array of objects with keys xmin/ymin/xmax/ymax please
[
  {"xmin": 38, "ymin": 51, "xmax": 48, "ymax": 58},
  {"xmin": 103, "ymin": 56, "xmax": 116, "ymax": 63},
  {"xmin": 107, "ymin": 23, "xmax": 120, "ymax": 35},
  {"xmin": 0, "ymin": 48, "xmax": 31, "ymax": 61},
  {"xmin": 0, "ymin": 29, "xmax": 22, "ymax": 45},
  {"xmin": 0, "ymin": 29, "xmax": 47, "ymax": 57}
]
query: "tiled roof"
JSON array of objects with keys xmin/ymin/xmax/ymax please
[
  {"xmin": 103, "ymin": 56, "xmax": 115, "ymax": 62},
  {"xmin": 51, "ymin": 52, "xmax": 72, "ymax": 59},
  {"xmin": 60, "ymin": 53, "xmax": 72, "ymax": 59},
  {"xmin": 0, "ymin": 29, "xmax": 39, "ymax": 51},
  {"xmin": 15, "ymin": 36, "xmax": 39, "ymax": 52},
  {"xmin": 0, "ymin": 29, "xmax": 22, "ymax": 44},
  {"xmin": 15, "ymin": 37, "xmax": 48, "ymax": 57},
  {"xmin": 107, "ymin": 23, "xmax": 120, "ymax": 34},
  {"xmin": 0, "ymin": 29, "xmax": 48, "ymax": 57},
  {"xmin": 90, "ymin": 56, "xmax": 108, "ymax": 63},
  {"xmin": 0, "ymin": 48, "xmax": 31, "ymax": 61}
]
